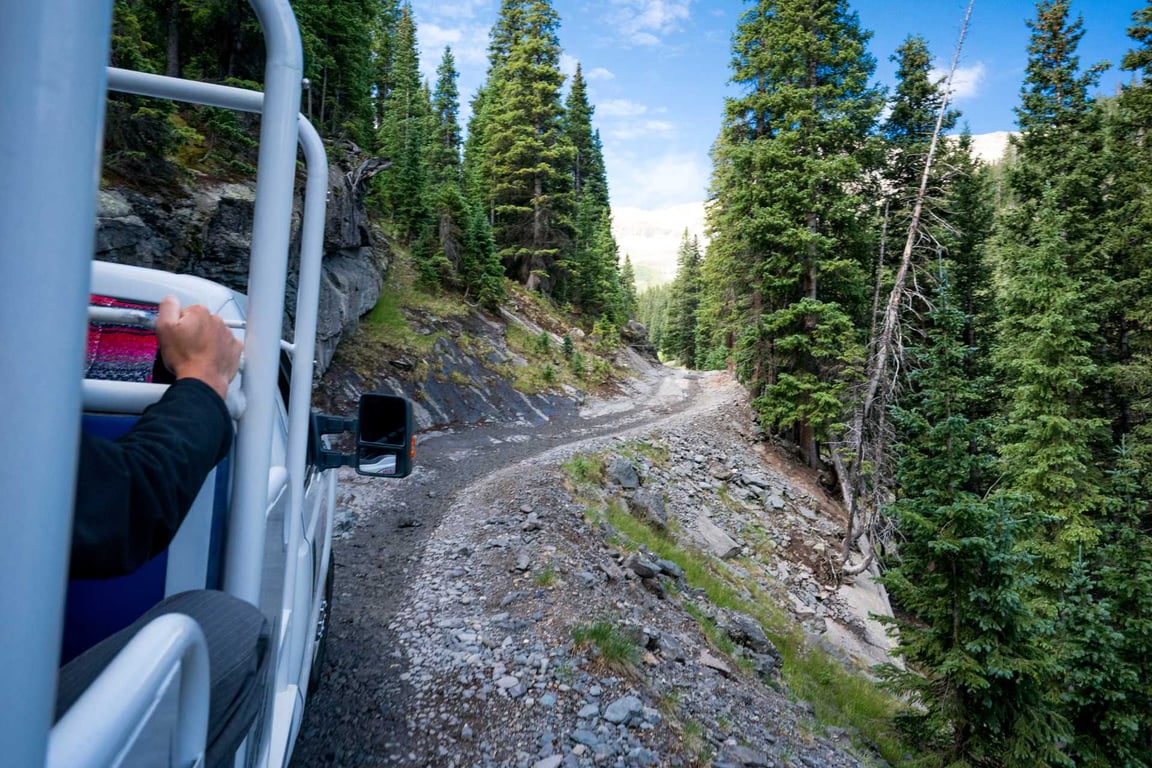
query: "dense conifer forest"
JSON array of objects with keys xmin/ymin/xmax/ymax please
[
  {"xmin": 643, "ymin": 1, "xmax": 1152, "ymax": 764},
  {"xmin": 110, "ymin": 0, "xmax": 1152, "ymax": 763},
  {"xmin": 106, "ymin": 0, "xmax": 635, "ymax": 331}
]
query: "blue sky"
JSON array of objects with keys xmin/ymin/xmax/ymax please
[{"xmin": 409, "ymin": 0, "xmax": 1145, "ymax": 211}]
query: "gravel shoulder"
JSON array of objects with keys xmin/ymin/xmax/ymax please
[{"xmin": 292, "ymin": 366, "xmax": 894, "ymax": 768}]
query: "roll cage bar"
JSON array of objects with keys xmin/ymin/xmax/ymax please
[{"xmin": 0, "ymin": 0, "xmax": 324, "ymax": 763}]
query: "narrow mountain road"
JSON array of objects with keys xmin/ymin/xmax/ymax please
[{"xmin": 291, "ymin": 363, "xmax": 712, "ymax": 766}]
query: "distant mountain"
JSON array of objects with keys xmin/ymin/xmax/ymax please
[
  {"xmin": 965, "ymin": 130, "xmax": 1014, "ymax": 164},
  {"xmin": 612, "ymin": 133, "xmax": 1014, "ymax": 290},
  {"xmin": 613, "ymin": 202, "xmax": 707, "ymax": 289}
]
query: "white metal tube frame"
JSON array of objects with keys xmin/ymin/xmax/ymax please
[
  {"xmin": 48, "ymin": 614, "xmax": 211, "ymax": 768},
  {"xmin": 105, "ymin": 70, "xmax": 329, "ymax": 644},
  {"xmin": 0, "ymin": 1, "xmax": 114, "ymax": 765},
  {"xmin": 225, "ymin": 0, "xmax": 303, "ymax": 607}
]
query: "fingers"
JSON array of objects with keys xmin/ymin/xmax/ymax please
[
  {"xmin": 154, "ymin": 297, "xmax": 244, "ymax": 401},
  {"xmin": 157, "ymin": 295, "xmax": 181, "ymax": 330}
]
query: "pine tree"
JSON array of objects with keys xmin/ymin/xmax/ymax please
[
  {"xmin": 940, "ymin": 131, "xmax": 996, "ymax": 366},
  {"xmin": 619, "ymin": 254, "xmax": 638, "ymax": 321},
  {"xmin": 556, "ymin": 61, "xmax": 613, "ymax": 309},
  {"xmin": 703, "ymin": 0, "xmax": 882, "ymax": 467},
  {"xmin": 881, "ymin": 291, "xmax": 1072, "ymax": 768},
  {"xmin": 461, "ymin": 199, "xmax": 505, "ymax": 307},
  {"xmin": 1055, "ymin": 445, "xmax": 1152, "ymax": 766},
  {"xmin": 992, "ymin": 0, "xmax": 1110, "ymax": 562},
  {"xmin": 994, "ymin": 194, "xmax": 1106, "ymax": 557},
  {"xmin": 883, "ymin": 36, "xmax": 958, "ymax": 199},
  {"xmin": 375, "ymin": 3, "xmax": 432, "ymax": 240},
  {"xmin": 662, "ymin": 232, "xmax": 703, "ymax": 367},
  {"xmin": 427, "ymin": 47, "xmax": 467, "ymax": 275},
  {"xmin": 1105, "ymin": 3, "xmax": 1152, "ymax": 490},
  {"xmin": 482, "ymin": 0, "xmax": 575, "ymax": 293},
  {"xmin": 429, "ymin": 47, "xmax": 462, "ymax": 184},
  {"xmin": 563, "ymin": 64, "xmax": 609, "ymax": 209}
]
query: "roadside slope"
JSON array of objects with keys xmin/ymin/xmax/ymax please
[{"xmin": 293, "ymin": 368, "xmax": 900, "ymax": 768}]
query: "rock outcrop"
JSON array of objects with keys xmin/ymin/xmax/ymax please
[{"xmin": 96, "ymin": 148, "xmax": 387, "ymax": 375}]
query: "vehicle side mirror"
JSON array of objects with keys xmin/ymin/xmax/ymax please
[{"xmin": 355, "ymin": 393, "xmax": 414, "ymax": 478}]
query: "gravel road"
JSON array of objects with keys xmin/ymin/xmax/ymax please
[
  {"xmin": 291, "ymin": 365, "xmax": 709, "ymax": 766},
  {"xmin": 291, "ymin": 360, "xmax": 886, "ymax": 768}
]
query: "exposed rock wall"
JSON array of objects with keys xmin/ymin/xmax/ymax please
[{"xmin": 95, "ymin": 152, "xmax": 386, "ymax": 375}]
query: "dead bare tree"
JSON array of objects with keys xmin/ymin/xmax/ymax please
[{"xmin": 836, "ymin": 0, "xmax": 977, "ymax": 571}]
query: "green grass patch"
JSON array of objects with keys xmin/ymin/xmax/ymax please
[
  {"xmin": 679, "ymin": 720, "xmax": 714, "ymax": 766},
  {"xmin": 358, "ymin": 249, "xmax": 469, "ymax": 354},
  {"xmin": 617, "ymin": 439, "xmax": 670, "ymax": 467},
  {"xmin": 534, "ymin": 567, "xmax": 557, "ymax": 587},
  {"xmin": 359, "ymin": 281, "xmax": 436, "ymax": 356},
  {"xmin": 571, "ymin": 620, "xmax": 640, "ymax": 675},
  {"xmin": 562, "ymin": 453, "xmax": 607, "ymax": 487}
]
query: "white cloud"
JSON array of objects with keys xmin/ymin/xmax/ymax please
[
  {"xmin": 609, "ymin": 0, "xmax": 692, "ymax": 46},
  {"xmin": 607, "ymin": 119, "xmax": 675, "ymax": 141},
  {"xmin": 413, "ymin": 19, "xmax": 490, "ymax": 101},
  {"xmin": 421, "ymin": 23, "xmax": 462, "ymax": 48},
  {"xmin": 560, "ymin": 53, "xmax": 579, "ymax": 79},
  {"xmin": 604, "ymin": 147, "xmax": 709, "ymax": 210},
  {"xmin": 598, "ymin": 98, "xmax": 649, "ymax": 118},
  {"xmin": 410, "ymin": 0, "xmax": 494, "ymax": 93},
  {"xmin": 931, "ymin": 62, "xmax": 986, "ymax": 101},
  {"xmin": 630, "ymin": 31, "xmax": 661, "ymax": 46},
  {"xmin": 586, "ymin": 67, "xmax": 615, "ymax": 81}
]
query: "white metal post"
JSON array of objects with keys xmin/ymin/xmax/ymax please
[
  {"xmin": 283, "ymin": 117, "xmax": 329, "ymax": 680},
  {"xmin": 225, "ymin": 0, "xmax": 304, "ymax": 605},
  {"xmin": 0, "ymin": 1, "xmax": 114, "ymax": 764}
]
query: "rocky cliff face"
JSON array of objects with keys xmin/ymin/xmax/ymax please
[{"xmin": 96, "ymin": 150, "xmax": 386, "ymax": 374}]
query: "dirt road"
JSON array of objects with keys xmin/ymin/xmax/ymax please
[{"xmin": 291, "ymin": 364, "xmax": 710, "ymax": 766}]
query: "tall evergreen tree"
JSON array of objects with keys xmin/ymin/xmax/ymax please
[
  {"xmin": 426, "ymin": 47, "xmax": 467, "ymax": 275},
  {"xmin": 662, "ymin": 232, "xmax": 703, "ymax": 367},
  {"xmin": 619, "ymin": 254, "xmax": 638, "ymax": 321},
  {"xmin": 992, "ymin": 0, "xmax": 1110, "ymax": 562},
  {"xmin": 482, "ymin": 0, "xmax": 575, "ymax": 292},
  {"xmin": 703, "ymin": 0, "xmax": 882, "ymax": 467},
  {"xmin": 563, "ymin": 64, "xmax": 609, "ymax": 209},
  {"xmin": 994, "ymin": 193, "xmax": 1106, "ymax": 558},
  {"xmin": 882, "ymin": 291, "xmax": 1071, "ymax": 767},
  {"xmin": 1054, "ymin": 445, "xmax": 1152, "ymax": 766},
  {"xmin": 940, "ymin": 131, "xmax": 997, "ymax": 366},
  {"xmin": 1106, "ymin": 3, "xmax": 1152, "ymax": 489},
  {"xmin": 375, "ymin": 3, "xmax": 431, "ymax": 239},
  {"xmin": 883, "ymin": 35, "xmax": 958, "ymax": 198}
]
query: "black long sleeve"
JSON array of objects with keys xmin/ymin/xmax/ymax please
[{"xmin": 71, "ymin": 378, "xmax": 233, "ymax": 579}]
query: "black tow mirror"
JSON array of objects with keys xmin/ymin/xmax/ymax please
[
  {"xmin": 310, "ymin": 393, "xmax": 415, "ymax": 478},
  {"xmin": 356, "ymin": 393, "xmax": 414, "ymax": 477}
]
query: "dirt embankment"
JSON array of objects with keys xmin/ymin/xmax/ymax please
[{"xmin": 293, "ymin": 363, "xmax": 896, "ymax": 768}]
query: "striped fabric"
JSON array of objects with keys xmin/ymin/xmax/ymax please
[{"xmin": 86, "ymin": 295, "xmax": 158, "ymax": 382}]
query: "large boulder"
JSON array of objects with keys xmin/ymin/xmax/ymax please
[
  {"xmin": 693, "ymin": 515, "xmax": 741, "ymax": 559},
  {"xmin": 628, "ymin": 488, "xmax": 667, "ymax": 531},
  {"xmin": 607, "ymin": 456, "xmax": 640, "ymax": 489}
]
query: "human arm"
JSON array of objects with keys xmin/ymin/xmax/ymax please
[
  {"xmin": 70, "ymin": 380, "xmax": 232, "ymax": 578},
  {"xmin": 70, "ymin": 297, "xmax": 242, "ymax": 579}
]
